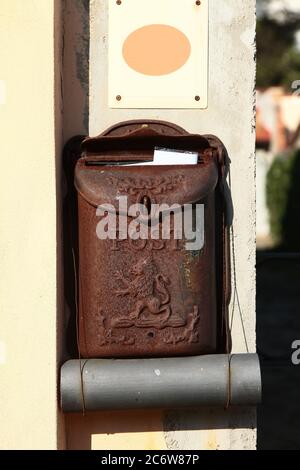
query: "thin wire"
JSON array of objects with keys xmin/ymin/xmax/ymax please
[
  {"xmin": 225, "ymin": 276, "xmax": 232, "ymax": 408},
  {"xmin": 230, "ymin": 277, "xmax": 236, "ymax": 331},
  {"xmin": 72, "ymin": 247, "xmax": 86, "ymax": 416},
  {"xmin": 224, "ymin": 165, "xmax": 251, "ymax": 409},
  {"xmin": 228, "ymin": 170, "xmax": 249, "ymax": 353}
]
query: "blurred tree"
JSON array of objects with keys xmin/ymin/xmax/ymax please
[{"xmin": 257, "ymin": 1, "xmax": 300, "ymax": 89}]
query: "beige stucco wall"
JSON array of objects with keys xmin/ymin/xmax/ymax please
[
  {"xmin": 66, "ymin": 0, "xmax": 257, "ymax": 450},
  {"xmin": 0, "ymin": 0, "xmax": 64, "ymax": 449}
]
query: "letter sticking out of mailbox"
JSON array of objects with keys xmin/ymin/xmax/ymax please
[{"xmin": 71, "ymin": 120, "xmax": 230, "ymax": 358}]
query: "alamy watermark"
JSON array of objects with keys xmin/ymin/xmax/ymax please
[
  {"xmin": 292, "ymin": 80, "xmax": 300, "ymax": 96},
  {"xmin": 292, "ymin": 340, "xmax": 300, "ymax": 365},
  {"xmin": 95, "ymin": 196, "xmax": 204, "ymax": 251}
]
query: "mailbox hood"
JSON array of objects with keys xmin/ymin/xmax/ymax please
[
  {"xmin": 75, "ymin": 123, "xmax": 220, "ymax": 209},
  {"xmin": 75, "ymin": 160, "xmax": 219, "ymax": 209}
]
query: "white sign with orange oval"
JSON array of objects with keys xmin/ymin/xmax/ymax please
[{"xmin": 108, "ymin": 0, "xmax": 208, "ymax": 109}]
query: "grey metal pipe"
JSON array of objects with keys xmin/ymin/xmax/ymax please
[{"xmin": 60, "ymin": 354, "xmax": 261, "ymax": 412}]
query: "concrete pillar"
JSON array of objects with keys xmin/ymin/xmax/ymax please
[
  {"xmin": 0, "ymin": 0, "xmax": 256, "ymax": 450},
  {"xmin": 0, "ymin": 0, "xmax": 64, "ymax": 449},
  {"xmin": 65, "ymin": 0, "xmax": 257, "ymax": 450}
]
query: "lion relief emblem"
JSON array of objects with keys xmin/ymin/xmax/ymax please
[{"xmin": 112, "ymin": 255, "xmax": 185, "ymax": 329}]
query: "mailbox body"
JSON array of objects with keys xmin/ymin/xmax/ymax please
[{"xmin": 73, "ymin": 121, "xmax": 229, "ymax": 358}]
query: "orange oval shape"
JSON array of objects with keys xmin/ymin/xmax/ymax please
[{"xmin": 122, "ymin": 24, "xmax": 191, "ymax": 76}]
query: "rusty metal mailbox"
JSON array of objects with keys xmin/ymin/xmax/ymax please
[{"xmin": 72, "ymin": 120, "xmax": 230, "ymax": 358}]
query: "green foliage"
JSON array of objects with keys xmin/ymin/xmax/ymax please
[
  {"xmin": 257, "ymin": 16, "xmax": 300, "ymax": 89},
  {"xmin": 266, "ymin": 150, "xmax": 300, "ymax": 249},
  {"xmin": 281, "ymin": 48, "xmax": 300, "ymax": 88}
]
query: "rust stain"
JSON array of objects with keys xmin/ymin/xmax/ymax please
[{"xmin": 205, "ymin": 430, "xmax": 218, "ymax": 450}]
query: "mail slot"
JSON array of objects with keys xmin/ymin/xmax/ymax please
[{"xmin": 71, "ymin": 120, "xmax": 230, "ymax": 358}]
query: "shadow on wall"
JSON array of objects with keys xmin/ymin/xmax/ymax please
[
  {"xmin": 62, "ymin": 0, "xmax": 90, "ymax": 142},
  {"xmin": 62, "ymin": 0, "xmax": 90, "ymax": 360},
  {"xmin": 65, "ymin": 407, "xmax": 256, "ymax": 450}
]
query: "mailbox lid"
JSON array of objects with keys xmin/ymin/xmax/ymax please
[
  {"xmin": 75, "ymin": 126, "xmax": 219, "ymax": 208},
  {"xmin": 75, "ymin": 163, "xmax": 218, "ymax": 210}
]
